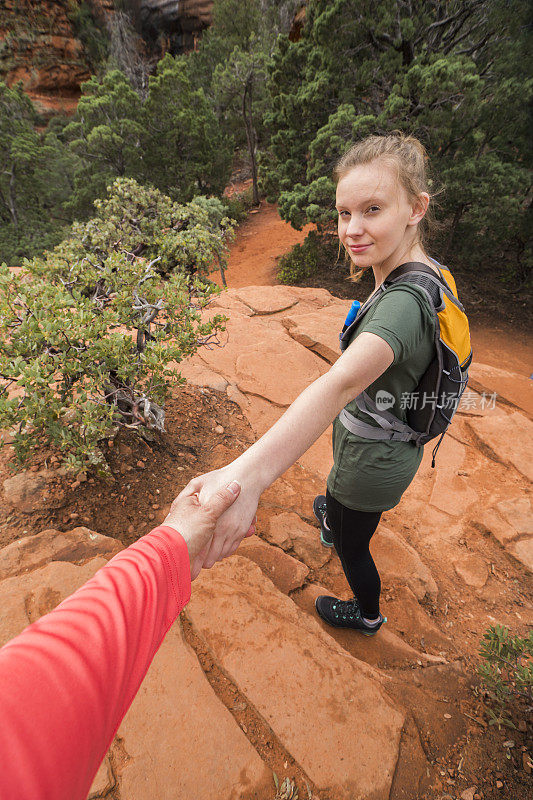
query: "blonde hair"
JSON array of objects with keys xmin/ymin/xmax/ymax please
[{"xmin": 334, "ymin": 133, "xmax": 438, "ymax": 282}]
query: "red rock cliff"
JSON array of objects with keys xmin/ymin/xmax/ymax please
[
  {"xmin": 139, "ymin": 1, "xmax": 213, "ymax": 52},
  {"xmin": 0, "ymin": 1, "xmax": 215, "ymax": 116},
  {"xmin": 0, "ymin": 0, "xmax": 113, "ymax": 115}
]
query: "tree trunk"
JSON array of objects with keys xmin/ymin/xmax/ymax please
[
  {"xmin": 7, "ymin": 164, "xmax": 18, "ymax": 229},
  {"xmin": 242, "ymin": 81, "xmax": 260, "ymax": 206},
  {"xmin": 443, "ymin": 204, "xmax": 464, "ymax": 260},
  {"xmin": 401, "ymin": 38, "xmax": 414, "ymax": 65},
  {"xmin": 219, "ymin": 258, "xmax": 227, "ymax": 288}
]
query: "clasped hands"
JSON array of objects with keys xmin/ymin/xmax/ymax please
[{"xmin": 163, "ymin": 463, "xmax": 260, "ymax": 580}]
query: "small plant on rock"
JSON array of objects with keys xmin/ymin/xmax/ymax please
[
  {"xmin": 272, "ymin": 773, "xmax": 320, "ymax": 800},
  {"xmin": 477, "ymin": 625, "xmax": 533, "ymax": 729},
  {"xmin": 277, "ymin": 231, "xmax": 339, "ymax": 285},
  {"xmin": 273, "ymin": 774, "xmax": 298, "ymax": 799}
]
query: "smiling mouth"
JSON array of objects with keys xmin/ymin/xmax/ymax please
[{"xmin": 349, "ymin": 244, "xmax": 372, "ymax": 251}]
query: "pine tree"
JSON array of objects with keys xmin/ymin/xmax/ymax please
[
  {"xmin": 63, "ymin": 57, "xmax": 233, "ymax": 215},
  {"xmin": 191, "ymin": 0, "xmax": 297, "ymax": 202},
  {"xmin": 263, "ymin": 0, "xmax": 532, "ymax": 280},
  {"xmin": 141, "ymin": 54, "xmax": 232, "ymax": 200},
  {"xmin": 63, "ymin": 70, "xmax": 144, "ymax": 217},
  {"xmin": 214, "ymin": 43, "xmax": 270, "ymax": 203},
  {"xmin": 0, "ymin": 82, "xmax": 72, "ymax": 262}
]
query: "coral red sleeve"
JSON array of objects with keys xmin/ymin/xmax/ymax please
[{"xmin": 0, "ymin": 525, "xmax": 191, "ymax": 800}]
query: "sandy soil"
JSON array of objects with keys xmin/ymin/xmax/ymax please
[{"xmin": 213, "ymin": 201, "xmax": 314, "ymax": 289}]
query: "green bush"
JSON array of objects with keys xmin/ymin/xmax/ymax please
[
  {"xmin": 34, "ymin": 178, "xmax": 236, "ymax": 282},
  {"xmin": 222, "ymin": 185, "xmax": 256, "ymax": 224},
  {"xmin": 0, "ymin": 181, "xmax": 233, "ymax": 473},
  {"xmin": 478, "ymin": 625, "xmax": 533, "ymax": 729},
  {"xmin": 277, "ymin": 231, "xmax": 339, "ymax": 284}
]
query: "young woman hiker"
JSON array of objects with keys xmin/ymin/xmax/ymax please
[{"xmin": 189, "ymin": 133, "xmax": 469, "ymax": 635}]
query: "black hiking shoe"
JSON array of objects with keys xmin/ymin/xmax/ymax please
[
  {"xmin": 315, "ymin": 595, "xmax": 387, "ymax": 635},
  {"xmin": 313, "ymin": 494, "xmax": 334, "ymax": 548}
]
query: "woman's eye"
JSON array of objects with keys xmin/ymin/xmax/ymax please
[
  {"xmin": 338, "ymin": 210, "xmax": 350, "ymax": 217},
  {"xmin": 366, "ymin": 206, "xmax": 380, "ymax": 213}
]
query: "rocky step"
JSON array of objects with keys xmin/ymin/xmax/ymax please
[
  {"xmin": 293, "ymin": 582, "xmax": 447, "ymax": 670},
  {"xmin": 186, "ymin": 555, "xmax": 407, "ymax": 800}
]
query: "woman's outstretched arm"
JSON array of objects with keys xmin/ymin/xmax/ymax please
[{"xmin": 190, "ymin": 331, "xmax": 394, "ymax": 567}]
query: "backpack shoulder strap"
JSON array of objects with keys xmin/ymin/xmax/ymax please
[
  {"xmin": 339, "ymin": 261, "xmax": 464, "ymax": 352},
  {"xmin": 385, "ymin": 261, "xmax": 465, "ymax": 313},
  {"xmin": 385, "ymin": 261, "xmax": 448, "ymax": 286}
]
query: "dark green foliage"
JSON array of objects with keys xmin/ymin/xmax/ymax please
[
  {"xmin": 67, "ymin": 1, "xmax": 109, "ymax": 71},
  {"xmin": 264, "ymin": 0, "xmax": 532, "ymax": 282},
  {"xmin": 64, "ymin": 58, "xmax": 232, "ymax": 216},
  {"xmin": 478, "ymin": 625, "xmax": 533, "ymax": 729},
  {"xmin": 63, "ymin": 70, "xmax": 145, "ymax": 216},
  {"xmin": 141, "ymin": 54, "xmax": 232, "ymax": 199},
  {"xmin": 213, "ymin": 44, "xmax": 271, "ymax": 203},
  {"xmin": 0, "ymin": 180, "xmax": 232, "ymax": 472},
  {"xmin": 277, "ymin": 230, "xmax": 339, "ymax": 284},
  {"xmin": 189, "ymin": 0, "xmax": 265, "ymax": 93},
  {"xmin": 0, "ymin": 83, "xmax": 74, "ymax": 263},
  {"xmin": 190, "ymin": 0, "xmax": 296, "ymax": 204},
  {"xmin": 0, "ymin": 51, "xmax": 236, "ymax": 262}
]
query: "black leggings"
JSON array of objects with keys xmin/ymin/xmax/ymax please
[{"xmin": 325, "ymin": 489, "xmax": 382, "ymax": 618}]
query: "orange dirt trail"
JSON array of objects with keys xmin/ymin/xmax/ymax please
[
  {"xmin": 220, "ymin": 202, "xmax": 532, "ymax": 379},
  {"xmin": 213, "ymin": 201, "xmax": 313, "ymax": 289}
]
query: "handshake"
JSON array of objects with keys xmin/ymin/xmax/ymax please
[{"xmin": 163, "ymin": 466, "xmax": 260, "ymax": 580}]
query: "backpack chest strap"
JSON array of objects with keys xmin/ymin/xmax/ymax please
[
  {"xmin": 339, "ymin": 409, "xmax": 413, "ymax": 441},
  {"xmin": 338, "ymin": 391, "xmax": 424, "ymax": 445}
]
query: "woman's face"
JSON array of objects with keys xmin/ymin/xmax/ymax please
[{"xmin": 336, "ymin": 160, "xmax": 424, "ymax": 272}]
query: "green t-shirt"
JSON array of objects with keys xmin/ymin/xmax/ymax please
[{"xmin": 327, "ymin": 284, "xmax": 436, "ymax": 512}]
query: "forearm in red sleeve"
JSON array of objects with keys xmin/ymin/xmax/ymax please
[{"xmin": 0, "ymin": 525, "xmax": 191, "ymax": 800}]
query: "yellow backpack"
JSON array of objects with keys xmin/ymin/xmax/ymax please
[{"xmin": 338, "ymin": 260, "xmax": 472, "ymax": 466}]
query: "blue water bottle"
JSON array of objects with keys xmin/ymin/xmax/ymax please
[{"xmin": 344, "ymin": 300, "xmax": 361, "ymax": 327}]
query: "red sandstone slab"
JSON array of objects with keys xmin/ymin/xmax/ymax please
[
  {"xmin": 468, "ymin": 362, "xmax": 533, "ymax": 417},
  {"xmin": 467, "ymin": 411, "xmax": 533, "ymax": 482},
  {"xmin": 195, "ymin": 313, "xmax": 326, "ymax": 406},
  {"xmin": 178, "ymin": 362, "xmax": 229, "ymax": 391},
  {"xmin": 428, "ymin": 436, "xmax": 478, "ymax": 516},
  {"xmin": 265, "ymin": 512, "xmax": 331, "ymax": 570},
  {"xmin": 116, "ymin": 622, "xmax": 271, "ymax": 800},
  {"xmin": 0, "ymin": 558, "xmax": 108, "ymax": 645},
  {"xmin": 0, "ymin": 526, "xmax": 121, "ymax": 581},
  {"xmin": 234, "ymin": 285, "xmax": 299, "ymax": 314},
  {"xmin": 237, "ymin": 535, "xmax": 309, "ymax": 593},
  {"xmin": 282, "ymin": 305, "xmax": 349, "ymax": 364},
  {"xmin": 186, "ymin": 556, "xmax": 405, "ymax": 800},
  {"xmin": 372, "ymin": 527, "xmax": 438, "ymax": 601}
]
